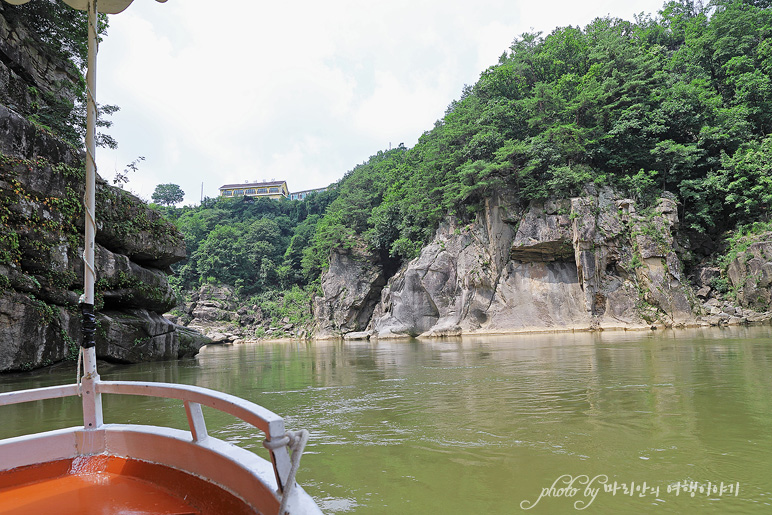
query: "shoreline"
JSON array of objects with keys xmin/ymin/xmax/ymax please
[{"xmin": 199, "ymin": 317, "xmax": 772, "ymax": 350}]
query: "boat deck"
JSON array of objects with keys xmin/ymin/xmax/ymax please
[{"xmin": 0, "ymin": 455, "xmax": 255, "ymax": 515}]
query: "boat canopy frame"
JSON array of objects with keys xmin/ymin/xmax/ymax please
[
  {"xmin": 0, "ymin": 381, "xmax": 294, "ymax": 491},
  {"xmin": 0, "ymin": 380, "xmax": 296, "ymax": 493}
]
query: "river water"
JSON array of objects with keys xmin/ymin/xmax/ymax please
[{"xmin": 2, "ymin": 326, "xmax": 772, "ymax": 514}]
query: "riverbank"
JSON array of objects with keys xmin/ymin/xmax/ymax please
[{"xmin": 196, "ymin": 308, "xmax": 772, "ymax": 348}]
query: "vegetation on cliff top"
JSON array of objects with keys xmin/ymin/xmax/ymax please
[
  {"xmin": 154, "ymin": 0, "xmax": 772, "ymax": 305},
  {"xmin": 1, "ymin": 2, "xmax": 114, "ymax": 149},
  {"xmin": 10, "ymin": 0, "xmax": 771, "ymax": 313},
  {"xmin": 309, "ymin": 0, "xmax": 772, "ymax": 272},
  {"xmin": 159, "ymin": 190, "xmax": 337, "ymax": 298}
]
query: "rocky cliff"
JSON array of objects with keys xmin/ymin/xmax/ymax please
[
  {"xmin": 0, "ymin": 8, "xmax": 206, "ymax": 372},
  {"xmin": 725, "ymin": 236, "xmax": 772, "ymax": 312},
  {"xmin": 165, "ymin": 284, "xmax": 315, "ymax": 344},
  {"xmin": 314, "ymin": 187, "xmax": 764, "ymax": 339},
  {"xmin": 313, "ymin": 247, "xmax": 385, "ymax": 339},
  {"xmin": 0, "ymin": 104, "xmax": 210, "ymax": 371},
  {"xmin": 0, "ymin": 4, "xmax": 79, "ymax": 127}
]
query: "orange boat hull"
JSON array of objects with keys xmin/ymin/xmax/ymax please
[
  {"xmin": 0, "ymin": 382, "xmax": 322, "ymax": 515},
  {"xmin": 0, "ymin": 455, "xmax": 256, "ymax": 515}
]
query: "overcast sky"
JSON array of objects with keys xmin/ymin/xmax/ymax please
[{"xmin": 95, "ymin": 0, "xmax": 668, "ymax": 205}]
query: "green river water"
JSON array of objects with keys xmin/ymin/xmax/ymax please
[{"xmin": 2, "ymin": 326, "xmax": 772, "ymax": 514}]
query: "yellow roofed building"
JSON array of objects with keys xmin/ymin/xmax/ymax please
[{"xmin": 219, "ymin": 181, "xmax": 289, "ymax": 200}]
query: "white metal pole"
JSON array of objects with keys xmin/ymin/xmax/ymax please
[
  {"xmin": 84, "ymin": 1, "xmax": 97, "ymax": 308},
  {"xmin": 82, "ymin": 0, "xmax": 103, "ymax": 430}
]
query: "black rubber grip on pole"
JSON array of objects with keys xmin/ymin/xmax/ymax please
[{"xmin": 81, "ymin": 302, "xmax": 96, "ymax": 348}]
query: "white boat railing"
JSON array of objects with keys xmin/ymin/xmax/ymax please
[{"xmin": 0, "ymin": 380, "xmax": 297, "ymax": 493}]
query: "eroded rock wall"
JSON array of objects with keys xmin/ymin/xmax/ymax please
[
  {"xmin": 316, "ymin": 188, "xmax": 700, "ymax": 339},
  {"xmin": 0, "ymin": 4, "xmax": 79, "ymax": 122},
  {"xmin": 726, "ymin": 236, "xmax": 772, "ymax": 311},
  {"xmin": 0, "ymin": 8, "xmax": 204, "ymax": 371},
  {"xmin": 370, "ymin": 196, "xmax": 518, "ymax": 337},
  {"xmin": 0, "ymin": 103, "xmax": 194, "ymax": 371},
  {"xmin": 314, "ymin": 246, "xmax": 385, "ymax": 339}
]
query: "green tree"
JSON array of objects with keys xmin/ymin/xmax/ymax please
[
  {"xmin": 194, "ymin": 225, "xmax": 246, "ymax": 286},
  {"xmin": 161, "ymin": 0, "xmax": 772, "ymax": 299},
  {"xmin": 152, "ymin": 184, "xmax": 185, "ymax": 206},
  {"xmin": 711, "ymin": 136, "xmax": 772, "ymax": 225},
  {"xmin": 2, "ymin": 2, "xmax": 116, "ymax": 148}
]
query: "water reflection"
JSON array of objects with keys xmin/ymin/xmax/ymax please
[{"xmin": 2, "ymin": 327, "xmax": 772, "ymax": 513}]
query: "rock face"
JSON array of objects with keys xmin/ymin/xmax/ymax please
[
  {"xmin": 0, "ymin": 290, "xmax": 79, "ymax": 371},
  {"xmin": 0, "ymin": 4, "xmax": 79, "ymax": 123},
  {"xmin": 0, "ymin": 103, "xmax": 194, "ymax": 371},
  {"xmin": 169, "ymin": 284, "xmax": 313, "ymax": 343},
  {"xmin": 0, "ymin": 10, "xmax": 198, "ymax": 371},
  {"xmin": 182, "ymin": 284, "xmax": 240, "ymax": 342},
  {"xmin": 726, "ymin": 237, "xmax": 772, "ymax": 311},
  {"xmin": 316, "ymin": 188, "xmax": 700, "ymax": 339},
  {"xmin": 314, "ymin": 247, "xmax": 385, "ymax": 338},
  {"xmin": 568, "ymin": 191, "xmax": 693, "ymax": 328}
]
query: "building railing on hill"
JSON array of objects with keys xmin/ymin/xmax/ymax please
[
  {"xmin": 219, "ymin": 181, "xmax": 289, "ymax": 199},
  {"xmin": 289, "ymin": 187, "xmax": 329, "ymax": 201},
  {"xmin": 219, "ymin": 181, "xmax": 332, "ymax": 201}
]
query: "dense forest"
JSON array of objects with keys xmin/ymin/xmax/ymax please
[
  {"xmin": 158, "ymin": 0, "xmax": 772, "ymax": 303},
  {"xmin": 157, "ymin": 190, "xmax": 338, "ymax": 315},
  {"xmin": 10, "ymin": 0, "xmax": 772, "ymax": 323},
  {"xmin": 305, "ymin": 0, "xmax": 772, "ymax": 265}
]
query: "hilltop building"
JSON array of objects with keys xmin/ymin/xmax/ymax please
[
  {"xmin": 289, "ymin": 187, "xmax": 329, "ymax": 200},
  {"xmin": 218, "ymin": 181, "xmax": 289, "ymax": 199},
  {"xmin": 219, "ymin": 181, "xmax": 331, "ymax": 201}
]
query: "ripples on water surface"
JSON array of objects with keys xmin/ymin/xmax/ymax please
[{"xmin": 2, "ymin": 327, "xmax": 772, "ymax": 514}]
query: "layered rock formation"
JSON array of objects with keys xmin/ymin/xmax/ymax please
[
  {"xmin": 315, "ymin": 188, "xmax": 702, "ymax": 339},
  {"xmin": 0, "ymin": 4, "xmax": 80, "ymax": 124},
  {"xmin": 0, "ymin": 8, "xmax": 205, "ymax": 371},
  {"xmin": 0, "ymin": 104, "xmax": 204, "ymax": 371}
]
